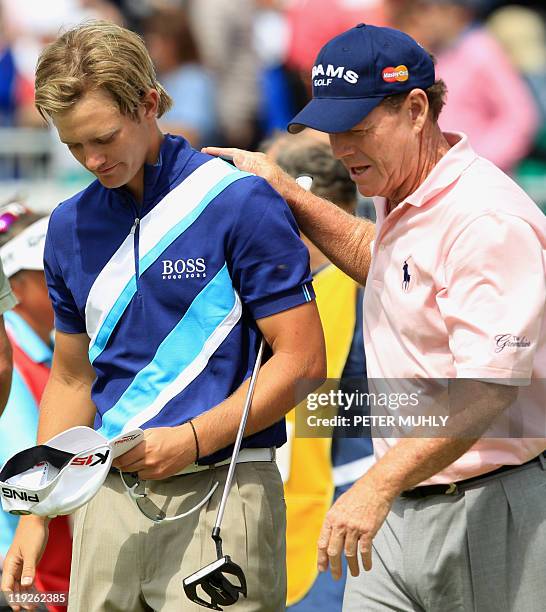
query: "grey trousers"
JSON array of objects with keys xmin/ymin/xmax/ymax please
[
  {"xmin": 68, "ymin": 462, "xmax": 286, "ymax": 612},
  {"xmin": 343, "ymin": 458, "xmax": 546, "ymax": 612}
]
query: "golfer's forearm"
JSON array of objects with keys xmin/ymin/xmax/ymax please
[
  {"xmin": 37, "ymin": 374, "xmax": 96, "ymax": 443},
  {"xmin": 187, "ymin": 349, "xmax": 324, "ymax": 458},
  {"xmin": 285, "ymin": 182, "xmax": 375, "ymax": 285},
  {"xmin": 365, "ymin": 436, "xmax": 478, "ymax": 501},
  {"xmin": 362, "ymin": 380, "xmax": 518, "ymax": 499}
]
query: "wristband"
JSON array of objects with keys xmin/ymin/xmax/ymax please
[{"xmin": 189, "ymin": 420, "xmax": 200, "ymax": 463}]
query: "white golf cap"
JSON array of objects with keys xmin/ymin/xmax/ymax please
[
  {"xmin": 0, "ymin": 426, "xmax": 143, "ymax": 517},
  {"xmin": 0, "ymin": 216, "xmax": 49, "ymax": 278}
]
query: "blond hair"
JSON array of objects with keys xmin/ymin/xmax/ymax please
[{"xmin": 35, "ymin": 20, "xmax": 172, "ymax": 122}]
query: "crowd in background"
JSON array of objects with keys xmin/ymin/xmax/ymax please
[{"xmin": 1, "ymin": 0, "xmax": 546, "ymax": 208}]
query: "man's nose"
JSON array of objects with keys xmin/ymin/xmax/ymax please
[
  {"xmin": 85, "ymin": 150, "xmax": 107, "ymax": 172},
  {"xmin": 329, "ymin": 134, "xmax": 354, "ymax": 159}
]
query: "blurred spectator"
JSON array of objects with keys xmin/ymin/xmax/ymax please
[
  {"xmin": 188, "ymin": 0, "xmax": 259, "ymax": 147},
  {"xmin": 143, "ymin": 7, "xmax": 219, "ymax": 148},
  {"xmin": 285, "ymin": 0, "xmax": 387, "ymax": 76},
  {"xmin": 0, "ymin": 205, "xmax": 71, "ymax": 612},
  {"xmin": 487, "ymin": 5, "xmax": 546, "ymax": 209},
  {"xmin": 254, "ymin": 1, "xmax": 303, "ymax": 134},
  {"xmin": 0, "ymin": 6, "xmax": 39, "ymax": 127},
  {"xmin": 488, "ymin": 6, "xmax": 546, "ymax": 126},
  {"xmin": 265, "ymin": 133, "xmax": 373, "ymax": 612},
  {"xmin": 0, "ymin": 0, "xmax": 122, "ymax": 85},
  {"xmin": 0, "ymin": 12, "xmax": 19, "ymax": 127},
  {"xmin": 389, "ymin": 0, "xmax": 539, "ymax": 173}
]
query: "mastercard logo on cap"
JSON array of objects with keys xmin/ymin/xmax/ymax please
[{"xmin": 382, "ymin": 65, "xmax": 409, "ymax": 83}]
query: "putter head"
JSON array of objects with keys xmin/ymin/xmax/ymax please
[{"xmin": 183, "ymin": 555, "xmax": 247, "ymax": 610}]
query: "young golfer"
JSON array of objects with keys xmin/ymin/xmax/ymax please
[{"xmin": 1, "ymin": 21, "xmax": 325, "ymax": 612}]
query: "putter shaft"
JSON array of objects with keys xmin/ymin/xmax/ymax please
[{"xmin": 213, "ymin": 338, "xmax": 265, "ymax": 534}]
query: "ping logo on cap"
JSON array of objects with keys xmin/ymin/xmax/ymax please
[
  {"xmin": 382, "ymin": 65, "xmax": 409, "ymax": 83},
  {"xmin": 1, "ymin": 487, "xmax": 40, "ymax": 503}
]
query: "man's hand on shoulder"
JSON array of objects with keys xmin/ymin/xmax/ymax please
[
  {"xmin": 202, "ymin": 146, "xmax": 300, "ymax": 203},
  {"xmin": 113, "ymin": 425, "xmax": 196, "ymax": 479}
]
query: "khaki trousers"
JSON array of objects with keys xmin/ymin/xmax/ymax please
[{"xmin": 68, "ymin": 462, "xmax": 286, "ymax": 612}]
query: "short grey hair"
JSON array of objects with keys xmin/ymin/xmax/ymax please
[{"xmin": 270, "ymin": 135, "xmax": 357, "ymax": 210}]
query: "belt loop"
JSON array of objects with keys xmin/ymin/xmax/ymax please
[{"xmin": 539, "ymin": 452, "xmax": 546, "ymax": 471}]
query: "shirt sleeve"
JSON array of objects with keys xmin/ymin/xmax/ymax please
[
  {"xmin": 226, "ymin": 176, "xmax": 315, "ymax": 319},
  {"xmin": 43, "ymin": 215, "xmax": 86, "ymax": 334},
  {"xmin": 0, "ymin": 260, "xmax": 17, "ymax": 314},
  {"xmin": 438, "ymin": 212, "xmax": 545, "ymax": 382}
]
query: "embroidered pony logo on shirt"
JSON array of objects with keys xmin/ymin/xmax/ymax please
[{"xmin": 402, "ymin": 259, "xmax": 412, "ymax": 292}]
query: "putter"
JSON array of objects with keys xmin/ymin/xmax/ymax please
[{"xmin": 183, "ymin": 338, "xmax": 266, "ymax": 610}]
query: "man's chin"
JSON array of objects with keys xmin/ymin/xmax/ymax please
[
  {"xmin": 96, "ymin": 175, "xmax": 125, "ymax": 189},
  {"xmin": 357, "ymin": 184, "xmax": 376, "ymax": 198}
]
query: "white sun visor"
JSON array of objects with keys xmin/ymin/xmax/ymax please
[
  {"xmin": 0, "ymin": 216, "xmax": 50, "ymax": 278},
  {"xmin": 0, "ymin": 426, "xmax": 143, "ymax": 517}
]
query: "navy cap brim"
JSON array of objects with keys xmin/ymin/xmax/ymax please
[{"xmin": 287, "ymin": 96, "xmax": 385, "ymax": 134}]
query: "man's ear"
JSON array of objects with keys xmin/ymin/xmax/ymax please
[
  {"xmin": 141, "ymin": 89, "xmax": 160, "ymax": 119},
  {"xmin": 406, "ymin": 89, "xmax": 429, "ymax": 133}
]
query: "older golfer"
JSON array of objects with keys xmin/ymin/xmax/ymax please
[{"xmin": 205, "ymin": 24, "xmax": 546, "ymax": 611}]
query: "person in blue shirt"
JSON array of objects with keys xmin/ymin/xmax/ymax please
[
  {"xmin": 143, "ymin": 7, "xmax": 219, "ymax": 148},
  {"xmin": 1, "ymin": 21, "xmax": 325, "ymax": 612}
]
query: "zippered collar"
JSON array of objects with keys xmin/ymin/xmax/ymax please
[{"xmin": 115, "ymin": 134, "xmax": 194, "ymax": 213}]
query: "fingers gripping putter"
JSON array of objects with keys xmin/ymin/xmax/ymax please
[{"xmin": 183, "ymin": 338, "xmax": 266, "ymax": 610}]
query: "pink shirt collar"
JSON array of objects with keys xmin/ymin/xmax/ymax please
[{"xmin": 373, "ymin": 132, "xmax": 478, "ymax": 225}]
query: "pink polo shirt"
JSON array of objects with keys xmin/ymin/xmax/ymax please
[{"xmin": 365, "ymin": 132, "xmax": 546, "ymax": 484}]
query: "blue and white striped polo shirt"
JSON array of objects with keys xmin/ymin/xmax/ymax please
[{"xmin": 44, "ymin": 135, "xmax": 315, "ymax": 462}]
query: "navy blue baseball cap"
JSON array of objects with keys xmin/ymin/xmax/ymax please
[{"xmin": 288, "ymin": 24, "xmax": 436, "ymax": 134}]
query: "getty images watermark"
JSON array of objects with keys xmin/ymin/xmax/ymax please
[
  {"xmin": 294, "ymin": 378, "xmax": 546, "ymax": 439},
  {"xmin": 306, "ymin": 388, "xmax": 448, "ymax": 429}
]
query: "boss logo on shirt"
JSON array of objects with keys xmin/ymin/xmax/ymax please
[
  {"xmin": 161, "ymin": 258, "xmax": 207, "ymax": 280},
  {"xmin": 494, "ymin": 334, "xmax": 531, "ymax": 353}
]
